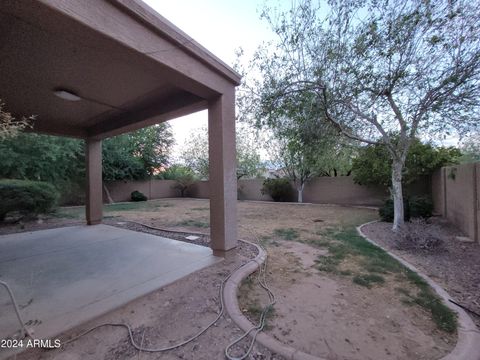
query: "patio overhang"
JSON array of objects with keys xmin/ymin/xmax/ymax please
[{"xmin": 0, "ymin": 0, "xmax": 240, "ymax": 251}]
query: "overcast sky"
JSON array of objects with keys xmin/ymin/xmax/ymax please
[{"xmin": 142, "ymin": 0, "xmax": 280, "ymax": 159}]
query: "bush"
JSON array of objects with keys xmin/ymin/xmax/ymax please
[
  {"xmin": 159, "ymin": 165, "xmax": 197, "ymax": 197},
  {"xmin": 379, "ymin": 198, "xmax": 410, "ymax": 222},
  {"xmin": 131, "ymin": 190, "xmax": 147, "ymax": 202},
  {"xmin": 409, "ymin": 195, "xmax": 433, "ymax": 219},
  {"xmin": 0, "ymin": 179, "xmax": 58, "ymax": 221},
  {"xmin": 261, "ymin": 178, "xmax": 294, "ymax": 202},
  {"xmin": 379, "ymin": 195, "xmax": 433, "ymax": 222}
]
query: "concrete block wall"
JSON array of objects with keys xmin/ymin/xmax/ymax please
[
  {"xmin": 432, "ymin": 163, "xmax": 479, "ymax": 243},
  {"xmin": 302, "ymin": 177, "xmax": 388, "ymax": 205},
  {"xmin": 105, "ymin": 180, "xmax": 177, "ymax": 202},
  {"xmin": 106, "ymin": 176, "xmax": 390, "ymax": 206}
]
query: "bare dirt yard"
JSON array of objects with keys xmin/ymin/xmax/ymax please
[{"xmin": 1, "ymin": 199, "xmax": 460, "ymax": 359}]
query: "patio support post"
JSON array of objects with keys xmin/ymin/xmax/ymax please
[
  {"xmin": 85, "ymin": 138, "xmax": 103, "ymax": 225},
  {"xmin": 208, "ymin": 88, "xmax": 238, "ymax": 252}
]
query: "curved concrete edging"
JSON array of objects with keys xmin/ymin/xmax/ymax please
[
  {"xmin": 357, "ymin": 220, "xmax": 480, "ymax": 360},
  {"xmin": 225, "ymin": 225, "xmax": 480, "ymax": 360},
  {"xmin": 225, "ymin": 239, "xmax": 325, "ymax": 360},
  {"xmin": 122, "ymin": 218, "xmax": 479, "ymax": 359}
]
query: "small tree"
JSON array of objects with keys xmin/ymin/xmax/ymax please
[
  {"xmin": 460, "ymin": 133, "xmax": 480, "ymax": 163},
  {"xmin": 160, "ymin": 164, "xmax": 197, "ymax": 197},
  {"xmin": 352, "ymin": 139, "xmax": 461, "ymax": 188},
  {"xmin": 102, "ymin": 124, "xmax": 174, "ymax": 181},
  {"xmin": 180, "ymin": 125, "xmax": 262, "ymax": 180}
]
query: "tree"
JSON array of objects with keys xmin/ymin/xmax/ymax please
[
  {"xmin": 102, "ymin": 123, "xmax": 173, "ymax": 181},
  {"xmin": 352, "ymin": 138, "xmax": 461, "ymax": 188},
  {"xmin": 244, "ymin": 0, "xmax": 480, "ymax": 230},
  {"xmin": 159, "ymin": 164, "xmax": 197, "ymax": 197},
  {"xmin": 0, "ymin": 99, "xmax": 34, "ymax": 139},
  {"xmin": 0, "ymin": 133, "xmax": 84, "ymax": 184},
  {"xmin": 180, "ymin": 128, "xmax": 210, "ymax": 179},
  {"xmin": 0, "ymin": 122, "xmax": 174, "ymax": 204},
  {"xmin": 180, "ymin": 124, "xmax": 262, "ymax": 180},
  {"xmin": 459, "ymin": 133, "xmax": 480, "ymax": 163},
  {"xmin": 245, "ymin": 89, "xmax": 356, "ymax": 202},
  {"xmin": 274, "ymin": 132, "xmax": 357, "ymax": 202},
  {"xmin": 0, "ymin": 132, "xmax": 85, "ymax": 204}
]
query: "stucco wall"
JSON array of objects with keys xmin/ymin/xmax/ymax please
[
  {"xmin": 188, "ymin": 181, "xmax": 210, "ymax": 199},
  {"xmin": 106, "ymin": 180, "xmax": 177, "ymax": 202},
  {"xmin": 431, "ymin": 168, "xmax": 445, "ymax": 215},
  {"xmin": 106, "ymin": 176, "xmax": 390, "ymax": 206},
  {"xmin": 302, "ymin": 177, "xmax": 388, "ymax": 205},
  {"xmin": 431, "ymin": 162, "xmax": 479, "ymax": 243}
]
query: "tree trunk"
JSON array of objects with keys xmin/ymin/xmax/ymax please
[
  {"xmin": 103, "ymin": 183, "xmax": 114, "ymax": 204},
  {"xmin": 297, "ymin": 182, "xmax": 305, "ymax": 203},
  {"xmin": 391, "ymin": 160, "xmax": 404, "ymax": 231}
]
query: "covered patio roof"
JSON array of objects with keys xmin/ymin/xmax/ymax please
[
  {"xmin": 0, "ymin": 0, "xmax": 240, "ymax": 252},
  {"xmin": 1, "ymin": 0, "xmax": 240, "ymax": 139}
]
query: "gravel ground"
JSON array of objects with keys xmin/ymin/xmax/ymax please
[{"xmin": 362, "ymin": 218, "xmax": 480, "ymax": 328}]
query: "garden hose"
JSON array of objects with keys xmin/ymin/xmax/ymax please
[
  {"xmin": 0, "ymin": 280, "xmax": 34, "ymax": 339},
  {"xmin": 0, "ymin": 221, "xmax": 275, "ymax": 359}
]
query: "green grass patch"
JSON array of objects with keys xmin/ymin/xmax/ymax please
[
  {"xmin": 273, "ymin": 228, "xmax": 299, "ymax": 240},
  {"xmin": 314, "ymin": 227, "xmax": 403, "ymax": 276},
  {"xmin": 177, "ymin": 219, "xmax": 209, "ymax": 228},
  {"xmin": 399, "ymin": 270, "xmax": 456, "ymax": 333},
  {"xmin": 52, "ymin": 200, "xmax": 174, "ymax": 220},
  {"xmin": 315, "ymin": 256, "xmax": 342, "ymax": 273},
  {"xmin": 104, "ymin": 201, "xmax": 173, "ymax": 212},
  {"xmin": 51, "ymin": 207, "xmax": 84, "ymax": 219},
  {"xmin": 312, "ymin": 226, "xmax": 457, "ymax": 332},
  {"xmin": 352, "ymin": 273, "xmax": 385, "ymax": 288}
]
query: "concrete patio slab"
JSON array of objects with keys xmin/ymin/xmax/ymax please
[{"xmin": 0, "ymin": 225, "xmax": 220, "ymax": 345}]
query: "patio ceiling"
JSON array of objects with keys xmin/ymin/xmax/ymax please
[
  {"xmin": 1, "ymin": 0, "xmax": 240, "ymax": 252},
  {"xmin": 0, "ymin": 0, "xmax": 241, "ymax": 139}
]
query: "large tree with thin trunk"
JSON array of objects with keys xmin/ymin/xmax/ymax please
[
  {"xmin": 180, "ymin": 124, "xmax": 262, "ymax": 180},
  {"xmin": 243, "ymin": 0, "xmax": 480, "ymax": 230}
]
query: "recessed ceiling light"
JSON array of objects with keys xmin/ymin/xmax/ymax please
[{"xmin": 53, "ymin": 89, "xmax": 82, "ymax": 101}]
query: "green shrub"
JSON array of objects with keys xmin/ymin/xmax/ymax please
[
  {"xmin": 408, "ymin": 195, "xmax": 433, "ymax": 219},
  {"xmin": 261, "ymin": 178, "xmax": 294, "ymax": 202},
  {"xmin": 0, "ymin": 179, "xmax": 58, "ymax": 221},
  {"xmin": 131, "ymin": 190, "xmax": 147, "ymax": 202},
  {"xmin": 379, "ymin": 195, "xmax": 433, "ymax": 222},
  {"xmin": 158, "ymin": 165, "xmax": 197, "ymax": 197},
  {"xmin": 379, "ymin": 198, "xmax": 410, "ymax": 222}
]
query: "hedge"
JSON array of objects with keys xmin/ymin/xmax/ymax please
[{"xmin": 0, "ymin": 179, "xmax": 58, "ymax": 221}]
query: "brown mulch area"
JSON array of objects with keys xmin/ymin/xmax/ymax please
[{"xmin": 362, "ymin": 218, "xmax": 480, "ymax": 328}]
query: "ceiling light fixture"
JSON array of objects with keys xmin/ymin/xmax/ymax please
[{"xmin": 53, "ymin": 88, "xmax": 82, "ymax": 102}]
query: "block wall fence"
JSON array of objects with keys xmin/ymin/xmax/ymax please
[
  {"xmin": 431, "ymin": 162, "xmax": 479, "ymax": 243},
  {"xmin": 103, "ymin": 166, "xmax": 478, "ymax": 243},
  {"xmin": 105, "ymin": 176, "xmax": 400, "ymax": 206}
]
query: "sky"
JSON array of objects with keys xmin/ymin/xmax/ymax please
[
  {"xmin": 142, "ymin": 0, "xmax": 280, "ymax": 159},
  {"xmin": 142, "ymin": 0, "xmax": 462, "ymax": 155}
]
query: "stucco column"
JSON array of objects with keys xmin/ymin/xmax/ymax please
[
  {"xmin": 85, "ymin": 138, "xmax": 103, "ymax": 225},
  {"xmin": 208, "ymin": 88, "xmax": 237, "ymax": 252}
]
